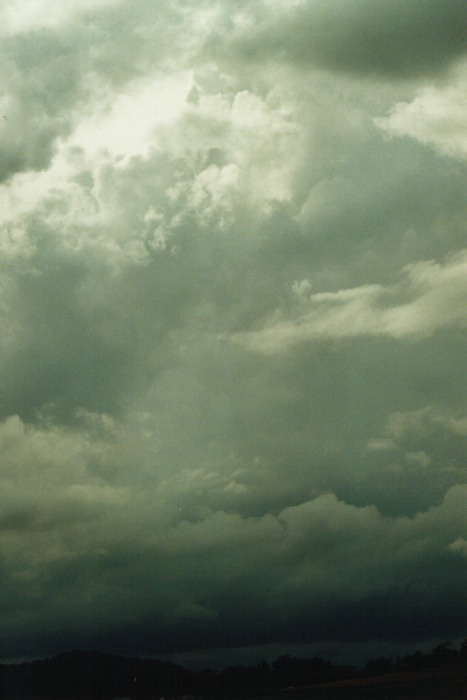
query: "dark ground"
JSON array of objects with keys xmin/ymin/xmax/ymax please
[
  {"xmin": 1, "ymin": 650, "xmax": 466, "ymax": 699},
  {"xmin": 262, "ymin": 667, "xmax": 467, "ymax": 699}
]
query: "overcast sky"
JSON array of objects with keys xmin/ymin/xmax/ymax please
[{"xmin": 0, "ymin": 0, "xmax": 466, "ymax": 668}]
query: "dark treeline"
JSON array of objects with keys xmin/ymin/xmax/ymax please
[{"xmin": 1, "ymin": 638, "xmax": 466, "ymax": 699}]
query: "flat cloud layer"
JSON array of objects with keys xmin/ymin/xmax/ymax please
[{"xmin": 0, "ymin": 0, "xmax": 466, "ymax": 666}]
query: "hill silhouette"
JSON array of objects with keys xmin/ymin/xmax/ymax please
[{"xmin": 0, "ymin": 639, "xmax": 466, "ymax": 699}]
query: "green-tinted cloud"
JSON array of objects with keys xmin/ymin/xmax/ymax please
[
  {"xmin": 216, "ymin": 0, "xmax": 467, "ymax": 79},
  {"xmin": 0, "ymin": 0, "xmax": 466, "ymax": 665}
]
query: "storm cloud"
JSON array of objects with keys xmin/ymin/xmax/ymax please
[
  {"xmin": 0, "ymin": 0, "xmax": 466, "ymax": 667},
  {"xmin": 218, "ymin": 0, "xmax": 467, "ymax": 78}
]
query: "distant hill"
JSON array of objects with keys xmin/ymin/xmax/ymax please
[
  {"xmin": 0, "ymin": 650, "xmax": 194, "ymax": 699},
  {"xmin": 0, "ymin": 639, "xmax": 466, "ymax": 699}
]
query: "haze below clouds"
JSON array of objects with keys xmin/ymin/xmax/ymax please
[{"xmin": 0, "ymin": 0, "xmax": 466, "ymax": 667}]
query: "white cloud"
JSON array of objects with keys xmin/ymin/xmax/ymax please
[
  {"xmin": 183, "ymin": 85, "xmax": 301, "ymax": 206},
  {"xmin": 229, "ymin": 251, "xmax": 467, "ymax": 353},
  {"xmin": 385, "ymin": 406, "xmax": 467, "ymax": 441},
  {"xmin": 367, "ymin": 438, "xmax": 397, "ymax": 453},
  {"xmin": 449, "ymin": 537, "xmax": 467, "ymax": 557},
  {"xmin": 70, "ymin": 71, "xmax": 193, "ymax": 161},
  {"xmin": 0, "ymin": 0, "xmax": 119, "ymax": 35},
  {"xmin": 375, "ymin": 61, "xmax": 467, "ymax": 159}
]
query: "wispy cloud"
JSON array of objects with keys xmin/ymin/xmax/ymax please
[{"xmin": 230, "ymin": 251, "xmax": 467, "ymax": 353}]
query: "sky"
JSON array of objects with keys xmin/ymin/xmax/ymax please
[{"xmin": 0, "ymin": 0, "xmax": 466, "ymax": 669}]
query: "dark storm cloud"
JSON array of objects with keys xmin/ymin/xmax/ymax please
[
  {"xmin": 1, "ymin": 484, "xmax": 466, "ymax": 658},
  {"xmin": 217, "ymin": 0, "xmax": 467, "ymax": 79},
  {"xmin": 0, "ymin": 30, "xmax": 81, "ymax": 182},
  {"xmin": 0, "ymin": 0, "xmax": 466, "ymax": 667}
]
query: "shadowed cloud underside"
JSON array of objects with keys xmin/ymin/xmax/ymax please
[{"xmin": 0, "ymin": 0, "xmax": 466, "ymax": 666}]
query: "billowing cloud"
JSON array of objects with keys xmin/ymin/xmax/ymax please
[
  {"xmin": 375, "ymin": 60, "xmax": 467, "ymax": 159},
  {"xmin": 1, "ymin": 411, "xmax": 466, "ymax": 657},
  {"xmin": 0, "ymin": 0, "xmax": 466, "ymax": 667}
]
